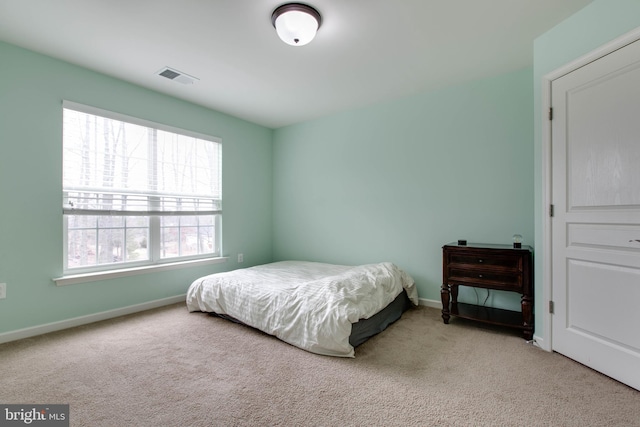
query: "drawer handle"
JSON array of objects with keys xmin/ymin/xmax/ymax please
[
  {"xmin": 478, "ymin": 274, "xmax": 484, "ymax": 278},
  {"xmin": 478, "ymin": 259, "xmax": 484, "ymax": 263}
]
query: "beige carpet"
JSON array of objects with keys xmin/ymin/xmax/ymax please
[{"xmin": 1, "ymin": 303, "xmax": 638, "ymax": 426}]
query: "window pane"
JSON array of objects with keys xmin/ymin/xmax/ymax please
[
  {"xmin": 126, "ymin": 216, "xmax": 149, "ymax": 227},
  {"xmin": 162, "ymin": 216, "xmax": 179, "ymax": 227},
  {"xmin": 126, "ymin": 227, "xmax": 149, "ymax": 262},
  {"xmin": 199, "ymin": 226, "xmax": 215, "ymax": 253},
  {"xmin": 67, "ymin": 229, "xmax": 96, "ymax": 268},
  {"xmin": 98, "ymin": 216, "xmax": 124, "ymax": 228},
  {"xmin": 98, "ymin": 228, "xmax": 125, "ymax": 264},
  {"xmin": 198, "ymin": 215, "xmax": 214, "ymax": 226},
  {"xmin": 181, "ymin": 226, "xmax": 198, "ymax": 256},
  {"xmin": 159, "ymin": 216, "xmax": 217, "ymax": 259},
  {"xmin": 68, "ymin": 215, "xmax": 98, "ymax": 230},
  {"xmin": 161, "ymin": 227, "xmax": 180, "ymax": 258},
  {"xmin": 181, "ymin": 216, "xmax": 197, "ymax": 226}
]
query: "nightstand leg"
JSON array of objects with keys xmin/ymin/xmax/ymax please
[
  {"xmin": 441, "ymin": 283, "xmax": 450, "ymax": 324},
  {"xmin": 522, "ymin": 294, "xmax": 534, "ymax": 340}
]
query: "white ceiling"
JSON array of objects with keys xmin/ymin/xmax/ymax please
[{"xmin": 0, "ymin": 0, "xmax": 593, "ymax": 128}]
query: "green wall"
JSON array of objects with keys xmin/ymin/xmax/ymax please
[
  {"xmin": 0, "ymin": 41, "xmax": 273, "ymax": 335},
  {"xmin": 273, "ymin": 68, "xmax": 534, "ymax": 309},
  {"xmin": 533, "ymin": 0, "xmax": 640, "ymax": 339}
]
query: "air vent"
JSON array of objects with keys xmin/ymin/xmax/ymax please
[{"xmin": 156, "ymin": 67, "xmax": 199, "ymax": 85}]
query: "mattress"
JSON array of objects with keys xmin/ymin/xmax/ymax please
[{"xmin": 186, "ymin": 260, "xmax": 418, "ymax": 357}]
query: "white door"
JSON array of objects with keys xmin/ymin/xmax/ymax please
[{"xmin": 551, "ymin": 37, "xmax": 640, "ymax": 391}]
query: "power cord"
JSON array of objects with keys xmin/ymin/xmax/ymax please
[
  {"xmin": 482, "ymin": 290, "xmax": 490, "ymax": 306},
  {"xmin": 471, "ymin": 288, "xmax": 491, "ymax": 306},
  {"xmin": 472, "ymin": 288, "xmax": 491, "ymax": 306}
]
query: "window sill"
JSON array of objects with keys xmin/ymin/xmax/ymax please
[{"xmin": 54, "ymin": 257, "xmax": 228, "ymax": 286}]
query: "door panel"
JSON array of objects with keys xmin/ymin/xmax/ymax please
[
  {"xmin": 567, "ymin": 259, "xmax": 640, "ymax": 350},
  {"xmin": 568, "ymin": 223, "xmax": 640, "ymax": 251},
  {"xmin": 551, "ymin": 37, "xmax": 640, "ymax": 390},
  {"xmin": 566, "ymin": 51, "xmax": 640, "ymax": 208}
]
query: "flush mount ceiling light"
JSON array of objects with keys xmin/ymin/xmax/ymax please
[{"xmin": 271, "ymin": 3, "xmax": 322, "ymax": 46}]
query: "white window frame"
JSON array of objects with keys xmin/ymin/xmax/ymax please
[{"xmin": 55, "ymin": 101, "xmax": 225, "ymax": 285}]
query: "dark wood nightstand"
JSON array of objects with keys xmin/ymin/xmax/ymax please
[{"xmin": 441, "ymin": 242, "xmax": 533, "ymax": 340}]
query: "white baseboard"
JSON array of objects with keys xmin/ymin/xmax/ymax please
[
  {"xmin": 532, "ymin": 334, "xmax": 551, "ymax": 352},
  {"xmin": 418, "ymin": 297, "xmax": 442, "ymax": 309},
  {"xmin": 0, "ymin": 294, "xmax": 186, "ymax": 345},
  {"xmin": 0, "ymin": 295, "xmax": 442, "ymax": 345}
]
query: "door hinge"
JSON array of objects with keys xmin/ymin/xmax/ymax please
[
  {"xmin": 549, "ymin": 300, "xmax": 555, "ymax": 314},
  {"xmin": 549, "ymin": 204, "xmax": 555, "ymax": 217},
  {"xmin": 549, "ymin": 107, "xmax": 553, "ymax": 121}
]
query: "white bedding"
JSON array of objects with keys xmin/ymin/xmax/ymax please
[{"xmin": 186, "ymin": 261, "xmax": 418, "ymax": 357}]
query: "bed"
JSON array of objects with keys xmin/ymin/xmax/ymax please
[{"xmin": 186, "ymin": 260, "xmax": 418, "ymax": 357}]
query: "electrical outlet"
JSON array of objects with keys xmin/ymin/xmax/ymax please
[
  {"xmin": 0, "ymin": 283, "xmax": 6, "ymax": 299},
  {"xmin": 237, "ymin": 253, "xmax": 244, "ymax": 263}
]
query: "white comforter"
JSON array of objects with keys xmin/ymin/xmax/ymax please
[{"xmin": 186, "ymin": 261, "xmax": 418, "ymax": 357}]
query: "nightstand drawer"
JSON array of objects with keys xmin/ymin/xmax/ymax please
[
  {"xmin": 448, "ymin": 254, "xmax": 521, "ymax": 270},
  {"xmin": 448, "ymin": 268, "xmax": 522, "ymax": 291}
]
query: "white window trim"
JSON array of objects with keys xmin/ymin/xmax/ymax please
[{"xmin": 54, "ymin": 256, "xmax": 228, "ymax": 286}]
